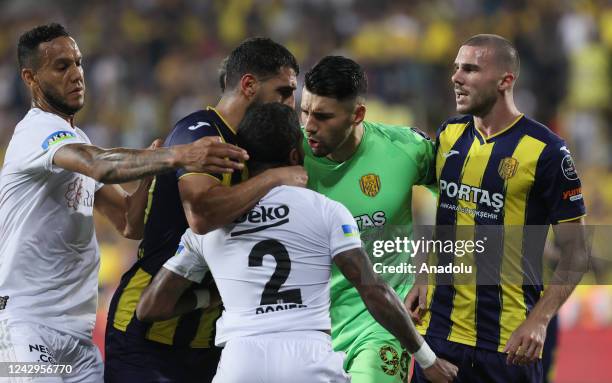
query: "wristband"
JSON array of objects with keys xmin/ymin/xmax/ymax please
[
  {"xmin": 413, "ymin": 341, "xmax": 436, "ymax": 369},
  {"xmin": 194, "ymin": 289, "xmax": 211, "ymax": 309}
]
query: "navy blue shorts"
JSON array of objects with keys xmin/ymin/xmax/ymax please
[
  {"xmin": 411, "ymin": 336, "xmax": 542, "ymax": 383},
  {"xmin": 104, "ymin": 327, "xmax": 222, "ymax": 383}
]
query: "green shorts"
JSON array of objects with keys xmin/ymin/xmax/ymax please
[{"xmin": 344, "ymin": 332, "xmax": 411, "ymax": 383}]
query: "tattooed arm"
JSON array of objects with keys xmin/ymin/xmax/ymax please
[{"xmin": 53, "ymin": 136, "xmax": 248, "ymax": 184}]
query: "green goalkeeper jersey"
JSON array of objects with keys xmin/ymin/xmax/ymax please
[{"xmin": 304, "ymin": 120, "xmax": 436, "ymax": 352}]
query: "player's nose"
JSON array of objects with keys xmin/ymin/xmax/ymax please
[{"xmin": 451, "ymin": 69, "xmax": 462, "ymax": 85}]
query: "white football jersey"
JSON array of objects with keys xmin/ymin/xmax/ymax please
[
  {"xmin": 164, "ymin": 185, "xmax": 361, "ymax": 346},
  {"xmin": 0, "ymin": 108, "xmax": 102, "ymax": 341}
]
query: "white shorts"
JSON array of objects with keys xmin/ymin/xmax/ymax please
[
  {"xmin": 0, "ymin": 319, "xmax": 102, "ymax": 383},
  {"xmin": 213, "ymin": 331, "xmax": 350, "ymax": 383}
]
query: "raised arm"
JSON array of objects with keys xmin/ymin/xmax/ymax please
[
  {"xmin": 53, "ymin": 136, "xmax": 248, "ymax": 184},
  {"xmin": 334, "ymin": 247, "xmax": 458, "ymax": 382},
  {"xmin": 179, "ymin": 165, "xmax": 307, "ymax": 234}
]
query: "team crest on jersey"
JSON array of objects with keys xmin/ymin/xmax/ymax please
[
  {"xmin": 498, "ymin": 157, "xmax": 519, "ymax": 180},
  {"xmin": 41, "ymin": 131, "xmax": 76, "ymax": 150},
  {"xmin": 359, "ymin": 174, "xmax": 381, "ymax": 197}
]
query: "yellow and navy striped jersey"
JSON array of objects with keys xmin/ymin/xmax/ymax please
[
  {"xmin": 107, "ymin": 107, "xmax": 246, "ymax": 348},
  {"xmin": 418, "ymin": 114, "xmax": 586, "ymax": 352}
]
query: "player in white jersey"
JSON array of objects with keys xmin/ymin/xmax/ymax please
[
  {"xmin": 136, "ymin": 103, "xmax": 458, "ymax": 383},
  {"xmin": 0, "ymin": 23, "xmax": 248, "ymax": 382}
]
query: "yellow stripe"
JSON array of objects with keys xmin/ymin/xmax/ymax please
[
  {"xmin": 189, "ymin": 306, "xmax": 221, "ymax": 347},
  {"xmin": 178, "ymin": 172, "xmax": 221, "ymax": 183},
  {"xmin": 498, "ymin": 135, "xmax": 546, "ymax": 352},
  {"xmin": 435, "ymin": 123, "xmax": 470, "ymax": 180},
  {"xmin": 209, "ymin": 124, "xmax": 234, "ymax": 187},
  {"xmin": 143, "ymin": 177, "xmax": 156, "ymax": 225},
  {"xmin": 557, "ymin": 214, "xmax": 586, "ymax": 223},
  {"xmin": 447, "ymin": 138, "xmax": 493, "ymax": 346},
  {"xmin": 112, "ymin": 268, "xmax": 152, "ymax": 331},
  {"xmin": 419, "ymin": 122, "xmax": 468, "ymax": 334},
  {"xmin": 208, "ymin": 106, "xmax": 237, "ymax": 134},
  {"xmin": 145, "ymin": 317, "xmax": 181, "ymax": 345},
  {"xmin": 475, "ymin": 114, "xmax": 524, "ymax": 141}
]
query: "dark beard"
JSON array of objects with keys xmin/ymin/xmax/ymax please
[{"xmin": 41, "ymin": 84, "xmax": 83, "ymax": 116}]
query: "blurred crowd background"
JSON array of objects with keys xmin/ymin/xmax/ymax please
[{"xmin": 0, "ymin": 0, "xmax": 610, "ymax": 381}]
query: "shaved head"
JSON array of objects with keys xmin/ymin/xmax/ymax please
[{"xmin": 462, "ymin": 34, "xmax": 520, "ymax": 78}]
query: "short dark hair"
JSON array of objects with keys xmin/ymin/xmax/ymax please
[
  {"xmin": 218, "ymin": 56, "xmax": 228, "ymax": 92},
  {"xmin": 463, "ymin": 34, "xmax": 520, "ymax": 78},
  {"xmin": 18, "ymin": 23, "xmax": 70, "ymax": 70},
  {"xmin": 236, "ymin": 103, "xmax": 302, "ymax": 172},
  {"xmin": 304, "ymin": 55, "xmax": 367, "ymax": 102},
  {"xmin": 225, "ymin": 37, "xmax": 299, "ymax": 89}
]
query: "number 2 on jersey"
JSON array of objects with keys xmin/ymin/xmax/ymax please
[{"xmin": 248, "ymin": 240, "xmax": 302, "ymax": 305}]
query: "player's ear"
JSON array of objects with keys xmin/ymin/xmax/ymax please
[
  {"xmin": 21, "ymin": 68, "xmax": 36, "ymax": 89},
  {"xmin": 239, "ymin": 74, "xmax": 258, "ymax": 99},
  {"xmin": 498, "ymin": 72, "xmax": 515, "ymax": 92},
  {"xmin": 289, "ymin": 147, "xmax": 303, "ymax": 166},
  {"xmin": 352, "ymin": 103, "xmax": 366, "ymax": 126}
]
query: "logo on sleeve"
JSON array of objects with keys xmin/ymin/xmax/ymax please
[
  {"xmin": 187, "ymin": 121, "xmax": 211, "ymax": 131},
  {"xmin": 342, "ymin": 224, "xmax": 360, "ymax": 238},
  {"xmin": 562, "ymin": 187, "xmax": 583, "ymax": 201},
  {"xmin": 561, "ymin": 155, "xmax": 578, "ymax": 180},
  {"xmin": 175, "ymin": 244, "xmax": 185, "ymax": 255},
  {"xmin": 41, "ymin": 130, "xmax": 77, "ymax": 150}
]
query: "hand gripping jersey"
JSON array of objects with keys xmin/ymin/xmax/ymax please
[
  {"xmin": 164, "ymin": 186, "xmax": 362, "ymax": 346},
  {"xmin": 304, "ymin": 121, "xmax": 436, "ymax": 352},
  {"xmin": 0, "ymin": 108, "xmax": 102, "ymax": 341},
  {"xmin": 419, "ymin": 114, "xmax": 586, "ymax": 352},
  {"xmin": 107, "ymin": 107, "xmax": 246, "ymax": 348}
]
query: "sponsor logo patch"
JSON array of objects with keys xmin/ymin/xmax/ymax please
[
  {"xmin": 41, "ymin": 131, "xmax": 76, "ymax": 150},
  {"xmin": 498, "ymin": 157, "xmax": 519, "ymax": 180},
  {"xmin": 187, "ymin": 121, "xmax": 210, "ymax": 131},
  {"xmin": 561, "ymin": 154, "xmax": 578, "ymax": 180},
  {"xmin": 563, "ymin": 187, "xmax": 583, "ymax": 201},
  {"xmin": 359, "ymin": 174, "xmax": 381, "ymax": 197},
  {"xmin": 439, "ymin": 179, "xmax": 505, "ymax": 213},
  {"xmin": 442, "ymin": 149, "xmax": 460, "ymax": 159}
]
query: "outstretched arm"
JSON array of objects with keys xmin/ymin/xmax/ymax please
[
  {"xmin": 334, "ymin": 248, "xmax": 458, "ymax": 382},
  {"xmin": 179, "ymin": 166, "xmax": 307, "ymax": 234},
  {"xmin": 53, "ymin": 136, "xmax": 248, "ymax": 184},
  {"xmin": 93, "ymin": 139, "xmax": 160, "ymax": 239}
]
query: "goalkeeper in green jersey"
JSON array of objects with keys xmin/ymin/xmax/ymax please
[{"xmin": 301, "ymin": 55, "xmax": 436, "ymax": 383}]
